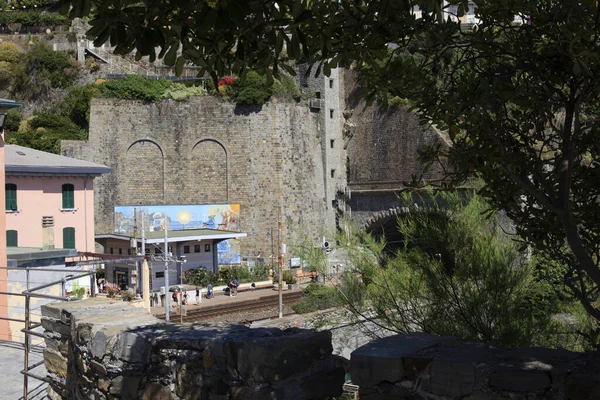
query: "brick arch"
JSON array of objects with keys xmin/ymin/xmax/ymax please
[
  {"xmin": 123, "ymin": 139, "xmax": 165, "ymax": 204},
  {"xmin": 190, "ymin": 139, "xmax": 228, "ymax": 202},
  {"xmin": 363, "ymin": 207, "xmax": 409, "ymax": 252}
]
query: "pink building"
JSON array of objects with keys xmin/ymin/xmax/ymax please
[{"xmin": 4, "ymin": 145, "xmax": 111, "ymax": 253}]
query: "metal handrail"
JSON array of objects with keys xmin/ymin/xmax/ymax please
[{"xmin": 0, "ymin": 255, "xmax": 144, "ymax": 399}]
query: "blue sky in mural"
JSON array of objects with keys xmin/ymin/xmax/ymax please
[{"xmin": 114, "ymin": 204, "xmax": 241, "ymax": 264}]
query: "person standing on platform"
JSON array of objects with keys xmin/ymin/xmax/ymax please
[{"xmin": 195, "ymin": 287, "xmax": 200, "ymax": 304}]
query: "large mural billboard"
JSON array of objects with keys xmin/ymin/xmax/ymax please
[{"xmin": 114, "ymin": 204, "xmax": 241, "ymax": 264}]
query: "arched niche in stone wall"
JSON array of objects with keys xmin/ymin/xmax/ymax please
[
  {"xmin": 123, "ymin": 139, "xmax": 165, "ymax": 204},
  {"xmin": 190, "ymin": 139, "xmax": 228, "ymax": 203}
]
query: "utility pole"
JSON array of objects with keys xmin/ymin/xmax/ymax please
[
  {"xmin": 278, "ymin": 219, "xmax": 283, "ymax": 319},
  {"xmin": 270, "ymin": 227, "xmax": 274, "ymax": 274},
  {"xmin": 164, "ymin": 212, "xmax": 170, "ymax": 322},
  {"xmin": 180, "ymin": 268, "xmax": 184, "ymax": 324}
]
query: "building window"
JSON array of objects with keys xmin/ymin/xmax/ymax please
[
  {"xmin": 155, "ymin": 271, "xmax": 164, "ymax": 278},
  {"xmin": 330, "ymin": 109, "xmax": 334, "ymax": 119},
  {"xmin": 315, "ymin": 91, "xmax": 321, "ymax": 99},
  {"xmin": 110, "ymin": 247, "xmax": 114, "ymax": 254},
  {"xmin": 194, "ymin": 245, "xmax": 201, "ymax": 253},
  {"xmin": 329, "ymin": 79, "xmax": 334, "ymax": 88},
  {"xmin": 62, "ymin": 184, "xmax": 75, "ymax": 209},
  {"xmin": 5, "ymin": 183, "xmax": 17, "ymax": 211},
  {"xmin": 330, "ymin": 139, "xmax": 335, "ymax": 149},
  {"xmin": 6, "ymin": 230, "xmax": 17, "ymax": 247},
  {"xmin": 63, "ymin": 227, "xmax": 75, "ymax": 249},
  {"xmin": 128, "ymin": 248, "xmax": 132, "ymax": 256},
  {"xmin": 205, "ymin": 244, "xmax": 211, "ymax": 252},
  {"xmin": 184, "ymin": 245, "xmax": 190, "ymax": 254},
  {"xmin": 118, "ymin": 248, "xmax": 122, "ymax": 255},
  {"xmin": 331, "ymin": 169, "xmax": 336, "ymax": 178}
]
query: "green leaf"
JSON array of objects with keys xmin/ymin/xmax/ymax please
[
  {"xmin": 164, "ymin": 44, "xmax": 178, "ymax": 66},
  {"xmin": 175, "ymin": 56, "xmax": 185, "ymax": 76}
]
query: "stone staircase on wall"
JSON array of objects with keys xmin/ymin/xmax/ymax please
[{"xmin": 78, "ymin": 39, "xmax": 205, "ymax": 81}]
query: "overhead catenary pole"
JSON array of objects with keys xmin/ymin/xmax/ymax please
[
  {"xmin": 278, "ymin": 213, "xmax": 283, "ymax": 318},
  {"xmin": 164, "ymin": 212, "xmax": 170, "ymax": 322}
]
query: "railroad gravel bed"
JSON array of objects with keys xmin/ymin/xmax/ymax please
[{"xmin": 182, "ymin": 302, "xmax": 298, "ymax": 325}]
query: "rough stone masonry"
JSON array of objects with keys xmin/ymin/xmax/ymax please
[{"xmin": 41, "ymin": 298, "xmax": 344, "ymax": 400}]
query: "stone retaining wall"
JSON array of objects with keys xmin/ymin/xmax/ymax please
[
  {"xmin": 41, "ymin": 298, "xmax": 344, "ymax": 399},
  {"xmin": 350, "ymin": 333, "xmax": 600, "ymax": 399}
]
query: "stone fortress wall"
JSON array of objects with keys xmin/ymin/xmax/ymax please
[
  {"xmin": 62, "ymin": 67, "xmax": 449, "ymax": 257},
  {"xmin": 62, "ymin": 96, "xmax": 335, "ymax": 258}
]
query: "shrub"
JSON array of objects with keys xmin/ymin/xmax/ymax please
[
  {"xmin": 100, "ymin": 75, "xmax": 172, "ymax": 102},
  {"xmin": 282, "ymin": 270, "xmax": 297, "ymax": 284},
  {"xmin": 272, "ymin": 74, "xmax": 301, "ymax": 102},
  {"xmin": 162, "ymin": 82, "xmax": 207, "ymax": 100},
  {"xmin": 338, "ymin": 190, "xmax": 557, "ymax": 348},
  {"xmin": 0, "ymin": 42, "xmax": 23, "ymax": 63},
  {"xmin": 57, "ymin": 84, "xmax": 101, "ymax": 129},
  {"xmin": 8, "ymin": 111, "xmax": 87, "ymax": 154},
  {"xmin": 0, "ymin": 11, "xmax": 69, "ymax": 27},
  {"xmin": 232, "ymin": 71, "xmax": 270, "ymax": 105},
  {"xmin": 0, "ymin": 61, "xmax": 14, "ymax": 87},
  {"xmin": 12, "ymin": 43, "xmax": 78, "ymax": 98},
  {"xmin": 292, "ymin": 283, "xmax": 342, "ymax": 314},
  {"xmin": 121, "ymin": 290, "xmax": 135, "ymax": 301},
  {"xmin": 249, "ymin": 265, "xmax": 269, "ymax": 282},
  {"xmin": 4, "ymin": 109, "xmax": 20, "ymax": 133},
  {"xmin": 219, "ymin": 265, "xmax": 252, "ymax": 283}
]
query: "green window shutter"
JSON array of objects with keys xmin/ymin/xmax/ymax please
[
  {"xmin": 6, "ymin": 230, "xmax": 17, "ymax": 247},
  {"xmin": 5, "ymin": 184, "xmax": 17, "ymax": 211},
  {"xmin": 62, "ymin": 184, "xmax": 74, "ymax": 209},
  {"xmin": 63, "ymin": 227, "xmax": 75, "ymax": 249}
]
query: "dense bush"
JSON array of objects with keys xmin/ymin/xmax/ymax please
[
  {"xmin": 0, "ymin": 42, "xmax": 23, "ymax": 63},
  {"xmin": 272, "ymin": 74, "xmax": 301, "ymax": 102},
  {"xmin": 56, "ymin": 84, "xmax": 101, "ymax": 129},
  {"xmin": 12, "ymin": 43, "xmax": 78, "ymax": 99},
  {"xmin": 282, "ymin": 270, "xmax": 297, "ymax": 284},
  {"xmin": 219, "ymin": 71, "xmax": 301, "ymax": 106},
  {"xmin": 232, "ymin": 72, "xmax": 271, "ymax": 105},
  {"xmin": 0, "ymin": 11, "xmax": 69, "ymax": 26},
  {"xmin": 99, "ymin": 75, "xmax": 172, "ymax": 102},
  {"xmin": 6, "ymin": 111, "xmax": 86, "ymax": 153},
  {"xmin": 0, "ymin": 61, "xmax": 14, "ymax": 87},
  {"xmin": 292, "ymin": 284, "xmax": 342, "ymax": 314},
  {"xmin": 99, "ymin": 75, "xmax": 207, "ymax": 102},
  {"xmin": 337, "ymin": 190, "xmax": 558, "ymax": 348},
  {"xmin": 4, "ymin": 109, "xmax": 20, "ymax": 133},
  {"xmin": 184, "ymin": 265, "xmax": 268, "ymax": 287}
]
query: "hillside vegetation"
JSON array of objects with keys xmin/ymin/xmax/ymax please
[{"xmin": 1, "ymin": 41, "xmax": 301, "ymax": 153}]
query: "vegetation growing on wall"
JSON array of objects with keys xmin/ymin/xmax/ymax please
[
  {"xmin": 11, "ymin": 42, "xmax": 78, "ymax": 99},
  {"xmin": 213, "ymin": 71, "xmax": 301, "ymax": 106}
]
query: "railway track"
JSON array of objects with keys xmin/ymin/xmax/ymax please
[{"xmin": 157, "ymin": 290, "xmax": 304, "ymax": 323}]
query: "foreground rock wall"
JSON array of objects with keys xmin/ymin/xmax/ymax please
[
  {"xmin": 351, "ymin": 333, "xmax": 600, "ymax": 400},
  {"xmin": 41, "ymin": 298, "xmax": 344, "ymax": 400}
]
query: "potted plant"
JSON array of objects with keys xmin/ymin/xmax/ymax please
[
  {"xmin": 283, "ymin": 270, "xmax": 299, "ymax": 290},
  {"xmin": 121, "ymin": 290, "xmax": 135, "ymax": 302},
  {"xmin": 107, "ymin": 286, "xmax": 116, "ymax": 298}
]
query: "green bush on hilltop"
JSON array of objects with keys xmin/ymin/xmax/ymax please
[{"xmin": 0, "ymin": 42, "xmax": 23, "ymax": 63}]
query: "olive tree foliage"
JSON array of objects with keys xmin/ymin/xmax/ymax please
[
  {"xmin": 337, "ymin": 190, "xmax": 556, "ymax": 348},
  {"xmin": 55, "ymin": 0, "xmax": 600, "ymax": 321}
]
